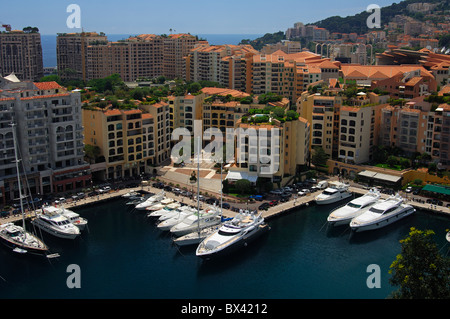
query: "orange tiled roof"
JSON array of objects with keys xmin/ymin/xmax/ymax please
[
  {"xmin": 33, "ymin": 81, "xmax": 63, "ymax": 90},
  {"xmin": 21, "ymin": 93, "xmax": 70, "ymax": 100},
  {"xmin": 104, "ymin": 109, "xmax": 122, "ymax": 116}
]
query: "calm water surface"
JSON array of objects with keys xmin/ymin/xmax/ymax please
[{"xmin": 0, "ymin": 197, "xmax": 448, "ymax": 299}]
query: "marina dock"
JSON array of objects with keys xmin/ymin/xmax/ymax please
[{"xmin": 1, "ymin": 182, "xmax": 449, "ymax": 226}]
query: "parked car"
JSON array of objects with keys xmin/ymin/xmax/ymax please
[
  {"xmin": 221, "ymin": 202, "xmax": 230, "ymax": 209},
  {"xmin": 298, "ymin": 189, "xmax": 310, "ymax": 196},
  {"xmin": 163, "ymin": 185, "xmax": 172, "ymax": 192},
  {"xmin": 77, "ymin": 192, "xmax": 85, "ymax": 199},
  {"xmin": 172, "ymin": 188, "xmax": 181, "ymax": 195},
  {"xmin": 258, "ymin": 203, "xmax": 270, "ymax": 211},
  {"xmin": 88, "ymin": 191, "xmax": 99, "ymax": 197},
  {"xmin": 270, "ymin": 189, "xmax": 283, "ymax": 195},
  {"xmin": 269, "ymin": 200, "xmax": 279, "ymax": 206},
  {"xmin": 152, "ymin": 182, "xmax": 164, "ymax": 189},
  {"xmin": 405, "ymin": 186, "xmax": 413, "ymax": 193}
]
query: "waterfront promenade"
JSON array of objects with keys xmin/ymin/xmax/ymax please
[{"xmin": 2, "ymin": 178, "xmax": 448, "ymax": 227}]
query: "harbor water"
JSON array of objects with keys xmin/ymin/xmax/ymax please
[{"xmin": 0, "ymin": 197, "xmax": 448, "ymax": 299}]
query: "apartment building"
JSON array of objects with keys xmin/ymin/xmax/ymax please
[
  {"xmin": 56, "ymin": 32, "xmax": 108, "ymax": 81},
  {"xmin": 251, "ymin": 51, "xmax": 339, "ymax": 102},
  {"xmin": 168, "ymin": 93, "xmax": 204, "ymax": 134},
  {"xmin": 58, "ymin": 33, "xmax": 200, "ymax": 82},
  {"xmin": 297, "ymin": 91, "xmax": 343, "ymax": 159},
  {"xmin": 138, "ymin": 101, "xmax": 172, "ymax": 165},
  {"xmin": 226, "ymin": 116, "xmax": 310, "ymax": 185},
  {"xmin": 185, "ymin": 44, "xmax": 258, "ymax": 92},
  {"xmin": 432, "ymin": 104, "xmax": 450, "ymax": 167},
  {"xmin": 163, "ymin": 34, "xmax": 199, "ymax": 79},
  {"xmin": 0, "ymin": 30, "xmax": 43, "ymax": 81},
  {"xmin": 82, "ymin": 104, "xmax": 165, "ymax": 180},
  {"xmin": 0, "ymin": 76, "xmax": 88, "ymax": 203}
]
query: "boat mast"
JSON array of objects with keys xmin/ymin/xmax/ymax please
[
  {"xmin": 196, "ymin": 136, "xmax": 200, "ymax": 234},
  {"xmin": 10, "ymin": 123, "xmax": 26, "ymax": 230}
]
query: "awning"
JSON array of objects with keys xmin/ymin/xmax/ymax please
[
  {"xmin": 422, "ymin": 184, "xmax": 450, "ymax": 196},
  {"xmin": 357, "ymin": 170, "xmax": 402, "ymax": 183},
  {"xmin": 225, "ymin": 171, "xmax": 258, "ymax": 183}
]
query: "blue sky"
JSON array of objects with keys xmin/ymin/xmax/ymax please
[{"xmin": 2, "ymin": 0, "xmax": 398, "ymax": 35}]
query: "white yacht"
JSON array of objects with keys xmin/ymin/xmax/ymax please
[
  {"xmin": 156, "ymin": 207, "xmax": 197, "ymax": 231},
  {"xmin": 146, "ymin": 198, "xmax": 178, "ymax": 214},
  {"xmin": 43, "ymin": 206, "xmax": 88, "ymax": 231},
  {"xmin": 315, "ymin": 182, "xmax": 352, "ymax": 205},
  {"xmin": 135, "ymin": 191, "xmax": 165, "ymax": 210},
  {"xmin": 32, "ymin": 209, "xmax": 81, "ymax": 239},
  {"xmin": 327, "ymin": 188, "xmax": 381, "ymax": 226},
  {"xmin": 173, "ymin": 225, "xmax": 221, "ymax": 247},
  {"xmin": 122, "ymin": 191, "xmax": 139, "ymax": 198},
  {"xmin": 170, "ymin": 208, "xmax": 222, "ymax": 237},
  {"xmin": 196, "ymin": 211, "xmax": 269, "ymax": 259},
  {"xmin": 350, "ymin": 194, "xmax": 415, "ymax": 232},
  {"xmin": 156, "ymin": 205, "xmax": 196, "ymax": 222}
]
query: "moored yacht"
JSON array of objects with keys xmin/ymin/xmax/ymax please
[
  {"xmin": 350, "ymin": 194, "xmax": 415, "ymax": 232},
  {"xmin": 32, "ymin": 209, "xmax": 81, "ymax": 239},
  {"xmin": 44, "ymin": 206, "xmax": 88, "ymax": 231},
  {"xmin": 0, "ymin": 223, "xmax": 48, "ymax": 255},
  {"xmin": 156, "ymin": 207, "xmax": 197, "ymax": 231},
  {"xmin": 170, "ymin": 208, "xmax": 221, "ymax": 237},
  {"xmin": 173, "ymin": 224, "xmax": 221, "ymax": 247},
  {"xmin": 146, "ymin": 198, "xmax": 178, "ymax": 214},
  {"xmin": 196, "ymin": 211, "xmax": 269, "ymax": 259},
  {"xmin": 135, "ymin": 191, "xmax": 165, "ymax": 210},
  {"xmin": 327, "ymin": 188, "xmax": 380, "ymax": 226},
  {"xmin": 315, "ymin": 182, "xmax": 352, "ymax": 205}
]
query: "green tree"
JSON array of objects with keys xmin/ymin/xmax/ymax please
[
  {"xmin": 389, "ymin": 228, "xmax": 450, "ymax": 299},
  {"xmin": 311, "ymin": 147, "xmax": 329, "ymax": 167},
  {"xmin": 386, "ymin": 155, "xmax": 398, "ymax": 168},
  {"xmin": 84, "ymin": 144, "xmax": 101, "ymax": 164},
  {"xmin": 235, "ymin": 179, "xmax": 252, "ymax": 195},
  {"xmin": 40, "ymin": 75, "xmax": 61, "ymax": 84}
]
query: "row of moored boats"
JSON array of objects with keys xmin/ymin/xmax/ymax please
[
  {"xmin": 315, "ymin": 182, "xmax": 416, "ymax": 232},
  {"xmin": 124, "ymin": 190, "xmax": 269, "ymax": 258}
]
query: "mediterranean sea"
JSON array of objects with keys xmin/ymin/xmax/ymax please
[
  {"xmin": 41, "ymin": 34, "xmax": 263, "ymax": 68},
  {"xmin": 0, "ymin": 196, "xmax": 448, "ymax": 299}
]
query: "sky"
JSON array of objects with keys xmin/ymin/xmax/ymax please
[{"xmin": 2, "ymin": 0, "xmax": 399, "ymax": 35}]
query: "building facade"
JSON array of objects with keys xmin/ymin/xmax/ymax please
[
  {"xmin": 0, "ymin": 77, "xmax": 89, "ymax": 204},
  {"xmin": 0, "ymin": 30, "xmax": 43, "ymax": 81}
]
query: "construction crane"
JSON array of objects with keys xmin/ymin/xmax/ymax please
[{"xmin": 1, "ymin": 24, "xmax": 11, "ymax": 32}]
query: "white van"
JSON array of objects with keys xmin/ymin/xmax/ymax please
[{"xmin": 316, "ymin": 181, "xmax": 328, "ymax": 189}]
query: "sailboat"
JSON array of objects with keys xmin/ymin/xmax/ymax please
[
  {"xmin": 0, "ymin": 123, "xmax": 49, "ymax": 256},
  {"xmin": 173, "ymin": 141, "xmax": 224, "ymax": 246}
]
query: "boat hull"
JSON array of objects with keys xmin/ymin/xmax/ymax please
[
  {"xmin": 350, "ymin": 207, "xmax": 415, "ymax": 233},
  {"xmin": 31, "ymin": 220, "xmax": 80, "ymax": 239},
  {"xmin": 0, "ymin": 233, "xmax": 48, "ymax": 256},
  {"xmin": 316, "ymin": 192, "xmax": 352, "ymax": 205},
  {"xmin": 196, "ymin": 224, "xmax": 269, "ymax": 259}
]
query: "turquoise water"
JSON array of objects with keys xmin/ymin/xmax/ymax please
[{"xmin": 0, "ymin": 197, "xmax": 448, "ymax": 299}]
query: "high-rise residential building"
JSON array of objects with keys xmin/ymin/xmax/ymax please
[
  {"xmin": 163, "ymin": 34, "xmax": 199, "ymax": 79},
  {"xmin": 185, "ymin": 44, "xmax": 258, "ymax": 92},
  {"xmin": 0, "ymin": 76, "xmax": 89, "ymax": 203},
  {"xmin": 0, "ymin": 29, "xmax": 43, "ymax": 81},
  {"xmin": 168, "ymin": 93, "xmax": 204, "ymax": 134},
  {"xmin": 226, "ymin": 115, "xmax": 310, "ymax": 186},
  {"xmin": 56, "ymin": 32, "xmax": 108, "ymax": 81},
  {"xmin": 57, "ymin": 32, "xmax": 200, "ymax": 82},
  {"xmin": 297, "ymin": 90, "xmax": 387, "ymax": 164},
  {"xmin": 82, "ymin": 107, "xmax": 158, "ymax": 180}
]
